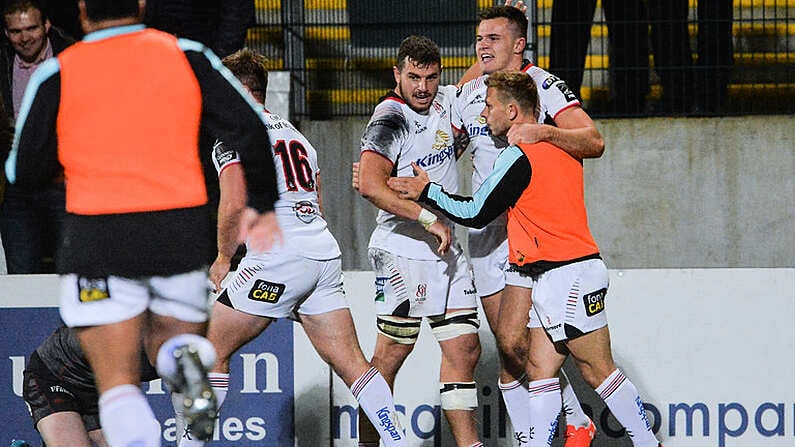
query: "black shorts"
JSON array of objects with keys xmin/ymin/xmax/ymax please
[{"xmin": 22, "ymin": 351, "xmax": 101, "ymax": 432}]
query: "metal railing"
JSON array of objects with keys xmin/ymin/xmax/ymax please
[{"xmin": 246, "ymin": 0, "xmax": 795, "ymax": 119}]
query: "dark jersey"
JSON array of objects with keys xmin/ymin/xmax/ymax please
[{"xmin": 34, "ymin": 325, "xmax": 159, "ymax": 390}]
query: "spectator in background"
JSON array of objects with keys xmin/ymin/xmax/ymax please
[
  {"xmin": 549, "ymin": 0, "xmax": 649, "ymax": 115},
  {"xmin": 551, "ymin": 0, "xmax": 734, "ymax": 116},
  {"xmin": 144, "ymin": 0, "xmax": 254, "ymax": 58},
  {"xmin": 642, "ymin": 0, "xmax": 734, "ymax": 114},
  {"xmin": 0, "ymin": 0, "xmax": 73, "ymax": 273}
]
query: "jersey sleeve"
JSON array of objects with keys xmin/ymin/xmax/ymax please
[
  {"xmin": 533, "ymin": 71, "xmax": 580, "ymax": 121},
  {"xmin": 360, "ymin": 101, "xmax": 409, "ymax": 164},
  {"xmin": 211, "ymin": 138, "xmax": 241, "ymax": 176},
  {"xmin": 420, "ymin": 145, "xmax": 531, "ymax": 228}
]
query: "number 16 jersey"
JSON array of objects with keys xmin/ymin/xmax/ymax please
[{"xmin": 212, "ymin": 110, "xmax": 340, "ymax": 260}]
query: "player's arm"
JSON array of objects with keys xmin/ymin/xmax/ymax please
[
  {"xmin": 506, "ymin": 106, "xmax": 604, "ymax": 159},
  {"xmin": 389, "ymin": 147, "xmax": 529, "ymax": 228},
  {"xmin": 5, "ymin": 58, "xmax": 61, "ymax": 187},
  {"xmin": 452, "ymin": 126, "xmax": 470, "ymax": 160},
  {"xmin": 457, "ymin": 63, "xmax": 483, "ymax": 88},
  {"xmin": 358, "ymin": 151, "xmax": 450, "ymax": 254},
  {"xmin": 316, "ymin": 171, "xmax": 327, "ymax": 216},
  {"xmin": 210, "ymin": 160, "xmax": 247, "ymax": 291}
]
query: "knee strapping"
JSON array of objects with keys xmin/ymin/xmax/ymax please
[
  {"xmin": 429, "ymin": 309, "xmax": 480, "ymax": 341},
  {"xmin": 440, "ymin": 382, "xmax": 478, "ymax": 411},
  {"xmin": 377, "ymin": 315, "xmax": 421, "ymax": 344}
]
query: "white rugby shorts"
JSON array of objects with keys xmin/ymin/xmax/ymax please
[
  {"xmin": 511, "ymin": 259, "xmax": 609, "ymax": 342},
  {"xmin": 220, "ymin": 253, "xmax": 348, "ymax": 319},
  {"xmin": 468, "ymin": 224, "xmax": 508, "ymax": 298},
  {"xmin": 60, "ymin": 270, "xmax": 210, "ymax": 327},
  {"xmin": 368, "ymin": 245, "xmax": 478, "ymax": 318}
]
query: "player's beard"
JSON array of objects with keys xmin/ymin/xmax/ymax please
[{"xmin": 397, "ymin": 82, "xmax": 433, "ymax": 114}]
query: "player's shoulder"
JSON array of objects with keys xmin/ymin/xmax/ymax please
[
  {"xmin": 370, "ymin": 93, "xmax": 409, "ymax": 125},
  {"xmin": 523, "ymin": 63, "xmax": 558, "ymax": 85},
  {"xmin": 457, "ymin": 75, "xmax": 487, "ymax": 100}
]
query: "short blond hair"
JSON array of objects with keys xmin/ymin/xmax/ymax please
[{"xmin": 485, "ymin": 70, "xmax": 540, "ymax": 120}]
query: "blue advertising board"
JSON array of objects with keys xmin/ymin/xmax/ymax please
[{"xmin": 1, "ymin": 307, "xmax": 294, "ymax": 446}]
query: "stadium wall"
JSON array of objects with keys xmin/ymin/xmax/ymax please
[
  {"xmin": 302, "ymin": 115, "xmax": 794, "ymax": 270},
  {"xmin": 1, "ymin": 269, "xmax": 793, "ymax": 446}
]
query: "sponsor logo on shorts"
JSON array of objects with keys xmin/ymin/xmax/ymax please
[
  {"xmin": 547, "ymin": 323, "xmax": 562, "ymax": 331},
  {"xmin": 376, "ymin": 407, "xmax": 402, "ymax": 441},
  {"xmin": 78, "ymin": 277, "xmax": 110, "ymax": 302},
  {"xmin": 49, "ymin": 385, "xmax": 75, "ymax": 397},
  {"xmin": 415, "ymin": 283, "xmax": 427, "ymax": 304},
  {"xmin": 374, "ymin": 277, "xmax": 387, "ymax": 302},
  {"xmin": 248, "ymin": 280, "xmax": 286, "ymax": 303},
  {"xmin": 464, "ymin": 287, "xmax": 477, "ymax": 295},
  {"xmin": 583, "ymin": 288, "xmax": 607, "ymax": 316}
]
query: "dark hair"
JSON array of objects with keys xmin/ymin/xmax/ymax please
[
  {"xmin": 485, "ymin": 70, "xmax": 539, "ymax": 119},
  {"xmin": 396, "ymin": 35, "xmax": 441, "ymax": 71},
  {"xmin": 478, "ymin": 5, "xmax": 528, "ymax": 39},
  {"xmin": 82, "ymin": 0, "xmax": 139, "ymax": 22},
  {"xmin": 222, "ymin": 48, "xmax": 269, "ymax": 96},
  {"xmin": 3, "ymin": 0, "xmax": 47, "ymax": 22}
]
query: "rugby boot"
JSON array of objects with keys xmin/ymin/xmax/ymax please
[
  {"xmin": 172, "ymin": 344, "xmax": 218, "ymax": 441},
  {"xmin": 564, "ymin": 417, "xmax": 596, "ymax": 447}
]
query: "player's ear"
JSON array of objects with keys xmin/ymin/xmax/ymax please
[
  {"xmin": 393, "ymin": 66, "xmax": 401, "ymax": 84},
  {"xmin": 514, "ymin": 36, "xmax": 526, "ymax": 55}
]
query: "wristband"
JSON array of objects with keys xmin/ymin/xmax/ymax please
[{"xmin": 417, "ymin": 208, "xmax": 437, "ymax": 230}]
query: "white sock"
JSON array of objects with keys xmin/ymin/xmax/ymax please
[
  {"xmin": 208, "ymin": 372, "xmax": 229, "ymax": 407},
  {"xmin": 596, "ymin": 369, "xmax": 659, "ymax": 447},
  {"xmin": 498, "ymin": 374, "xmax": 531, "ymax": 443},
  {"xmin": 350, "ymin": 367, "xmax": 405, "ymax": 447},
  {"xmin": 99, "ymin": 384, "xmax": 161, "ymax": 447},
  {"xmin": 175, "ymin": 373, "xmax": 230, "ymax": 447},
  {"xmin": 560, "ymin": 368, "xmax": 591, "ymax": 428},
  {"xmin": 156, "ymin": 333, "xmax": 217, "ymax": 383},
  {"xmin": 527, "ymin": 378, "xmax": 561, "ymax": 447}
]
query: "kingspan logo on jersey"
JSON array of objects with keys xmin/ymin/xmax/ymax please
[
  {"xmin": 415, "ymin": 129, "xmax": 455, "ymax": 169},
  {"xmin": 466, "ymin": 116, "xmax": 490, "ymax": 137}
]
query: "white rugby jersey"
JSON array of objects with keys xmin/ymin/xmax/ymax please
[
  {"xmin": 360, "ymin": 86, "xmax": 460, "ymax": 260},
  {"xmin": 212, "ymin": 110, "xmax": 341, "ymax": 260},
  {"xmin": 453, "ymin": 61, "xmax": 580, "ymax": 192}
]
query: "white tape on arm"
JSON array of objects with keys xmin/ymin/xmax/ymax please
[{"xmin": 417, "ymin": 208, "xmax": 437, "ymax": 230}]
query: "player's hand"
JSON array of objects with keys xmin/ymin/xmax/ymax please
[
  {"xmin": 426, "ymin": 220, "xmax": 451, "ymax": 255},
  {"xmin": 351, "ymin": 161, "xmax": 360, "ymax": 191},
  {"xmin": 209, "ymin": 254, "xmax": 232, "ymax": 292},
  {"xmin": 386, "ymin": 162, "xmax": 430, "ymax": 200},
  {"xmin": 503, "ymin": 0, "xmax": 526, "ymax": 13},
  {"xmin": 506, "ymin": 122, "xmax": 547, "ymax": 146},
  {"xmin": 240, "ymin": 208, "xmax": 283, "ymax": 254}
]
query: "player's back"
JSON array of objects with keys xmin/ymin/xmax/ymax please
[{"xmin": 263, "ymin": 112, "xmax": 340, "ymax": 260}]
